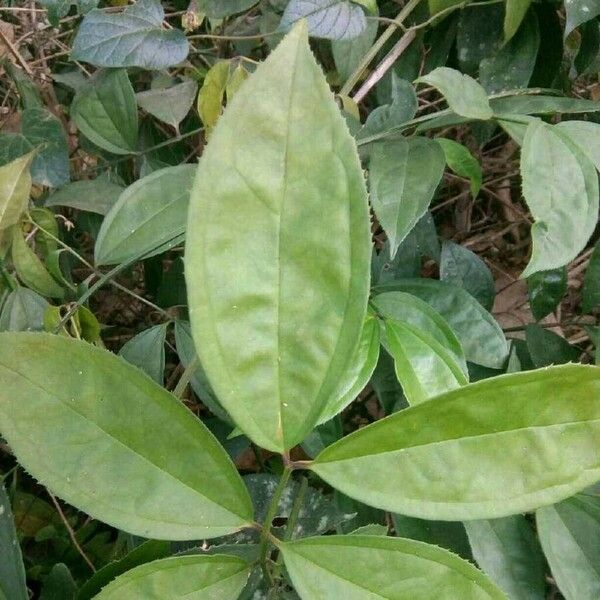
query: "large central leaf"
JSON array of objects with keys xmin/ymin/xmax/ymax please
[{"xmin": 185, "ymin": 23, "xmax": 371, "ymax": 452}]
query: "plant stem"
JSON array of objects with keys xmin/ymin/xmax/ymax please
[
  {"xmin": 173, "ymin": 355, "xmax": 199, "ymax": 398},
  {"xmin": 259, "ymin": 466, "xmax": 292, "ymax": 584},
  {"xmin": 339, "ymin": 0, "xmax": 422, "ymax": 97}
]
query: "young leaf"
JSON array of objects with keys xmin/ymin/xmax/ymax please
[
  {"xmin": 280, "ymin": 0, "xmax": 367, "ymax": 40},
  {"xmin": 465, "ymin": 516, "xmax": 546, "ymax": 600},
  {"xmin": 45, "ymin": 179, "xmax": 124, "ymax": 216},
  {"xmin": 197, "ymin": 61, "xmax": 231, "ymax": 139},
  {"xmin": 504, "ymin": 0, "xmax": 532, "ymax": 41},
  {"xmin": 527, "ymin": 268, "xmax": 567, "ymax": 320},
  {"xmin": 440, "ymin": 240, "xmax": 494, "ymax": 310},
  {"xmin": 95, "ymin": 165, "xmax": 196, "ymax": 266},
  {"xmin": 0, "ymin": 151, "xmax": 34, "ymax": 231},
  {"xmin": 119, "ymin": 324, "xmax": 168, "ymax": 383},
  {"xmin": 537, "ymin": 494, "xmax": 600, "ymax": 600},
  {"xmin": 374, "ymin": 279, "xmax": 508, "ymax": 368},
  {"xmin": 0, "ymin": 287, "xmax": 48, "ymax": 332},
  {"xmin": 437, "ymin": 138, "xmax": 482, "ymax": 198},
  {"xmin": 281, "ymin": 535, "xmax": 507, "ymax": 599},
  {"xmin": 417, "ymin": 67, "xmax": 493, "ymax": 120},
  {"xmin": 317, "ymin": 312, "xmax": 380, "ymax": 424},
  {"xmin": 92, "ymin": 555, "xmax": 250, "ymax": 600},
  {"xmin": 369, "ymin": 137, "xmax": 445, "ymax": 258},
  {"xmin": 0, "ymin": 333, "xmax": 253, "ymax": 539},
  {"xmin": 136, "ymin": 79, "xmax": 198, "ymax": 135},
  {"xmin": 0, "ymin": 482, "xmax": 28, "ymax": 600},
  {"xmin": 583, "ymin": 242, "xmax": 600, "ymax": 313},
  {"xmin": 71, "ymin": 69, "xmax": 139, "ymax": 155},
  {"xmin": 520, "ymin": 121, "xmax": 598, "ymax": 276},
  {"xmin": 311, "ymin": 364, "xmax": 600, "ymax": 520},
  {"xmin": 71, "ymin": 0, "xmax": 189, "ymax": 69},
  {"xmin": 185, "ymin": 23, "xmax": 371, "ymax": 452}
]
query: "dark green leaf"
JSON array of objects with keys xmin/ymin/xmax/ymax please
[
  {"xmin": 45, "ymin": 179, "xmax": 124, "ymax": 215},
  {"xmin": 456, "ymin": 4, "xmax": 503, "ymax": 74},
  {"xmin": 565, "ymin": 0, "xmax": 600, "ymax": 36},
  {"xmin": 525, "ymin": 324, "xmax": 580, "ymax": 367},
  {"xmin": 437, "ymin": 138, "xmax": 482, "ymax": 197},
  {"xmin": 39, "ymin": 564, "xmax": 77, "ymax": 600},
  {"xmin": 119, "ymin": 324, "xmax": 167, "ymax": 383},
  {"xmin": 200, "ymin": 0, "xmax": 259, "ymax": 18},
  {"xmin": 0, "ymin": 482, "xmax": 28, "ymax": 600},
  {"xmin": 0, "ymin": 288, "xmax": 48, "ymax": 332},
  {"xmin": 527, "ymin": 268, "xmax": 567, "ymax": 320},
  {"xmin": 583, "ymin": 241, "xmax": 600, "ymax": 313}
]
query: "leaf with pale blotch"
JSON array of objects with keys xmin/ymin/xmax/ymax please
[
  {"xmin": 185, "ymin": 22, "xmax": 371, "ymax": 452},
  {"xmin": 0, "ymin": 152, "xmax": 34, "ymax": 231},
  {"xmin": 0, "ymin": 333, "xmax": 253, "ymax": 540}
]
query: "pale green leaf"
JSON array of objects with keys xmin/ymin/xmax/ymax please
[
  {"xmin": 437, "ymin": 138, "xmax": 482, "ymax": 198},
  {"xmin": 417, "ymin": 67, "xmax": 493, "ymax": 120},
  {"xmin": 280, "ymin": 0, "xmax": 367, "ymax": 40},
  {"xmin": 197, "ymin": 61, "xmax": 231, "ymax": 138},
  {"xmin": 185, "ymin": 23, "xmax": 371, "ymax": 451},
  {"xmin": 465, "ymin": 516, "xmax": 545, "ymax": 600},
  {"xmin": 92, "ymin": 554, "xmax": 250, "ymax": 600},
  {"xmin": 136, "ymin": 79, "xmax": 198, "ymax": 134},
  {"xmin": 119, "ymin": 324, "xmax": 167, "ymax": 383},
  {"xmin": 71, "ymin": 0, "xmax": 189, "ymax": 69},
  {"xmin": 0, "ymin": 152, "xmax": 34, "ymax": 231},
  {"xmin": 491, "ymin": 95, "xmax": 600, "ymax": 115},
  {"xmin": 556, "ymin": 120, "xmax": 600, "ymax": 172},
  {"xmin": 317, "ymin": 312, "xmax": 380, "ymax": 424},
  {"xmin": 0, "ymin": 332, "xmax": 253, "ymax": 539},
  {"xmin": 520, "ymin": 120, "xmax": 599, "ymax": 276},
  {"xmin": 281, "ymin": 535, "xmax": 507, "ymax": 599},
  {"xmin": 311, "ymin": 364, "xmax": 600, "ymax": 520},
  {"xmin": 45, "ymin": 179, "xmax": 124, "ymax": 216},
  {"xmin": 225, "ymin": 64, "xmax": 249, "ymax": 100},
  {"xmin": 537, "ymin": 494, "xmax": 600, "ymax": 600},
  {"xmin": 504, "ymin": 0, "xmax": 532, "ymax": 41},
  {"xmin": 332, "ymin": 16, "xmax": 378, "ymax": 82},
  {"xmin": 71, "ymin": 69, "xmax": 139, "ymax": 155},
  {"xmin": 95, "ymin": 165, "xmax": 196, "ymax": 266},
  {"xmin": 369, "ymin": 137, "xmax": 445, "ymax": 258},
  {"xmin": 0, "ymin": 288, "xmax": 48, "ymax": 332},
  {"xmin": 0, "ymin": 483, "xmax": 28, "ymax": 600}
]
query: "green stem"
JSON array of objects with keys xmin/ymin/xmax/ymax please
[
  {"xmin": 173, "ymin": 355, "xmax": 199, "ymax": 398},
  {"xmin": 339, "ymin": 0, "xmax": 422, "ymax": 97}
]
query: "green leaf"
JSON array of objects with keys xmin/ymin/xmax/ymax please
[
  {"xmin": 71, "ymin": 0, "xmax": 189, "ymax": 69},
  {"xmin": 555, "ymin": 120, "xmax": 600, "ymax": 172},
  {"xmin": 417, "ymin": 67, "xmax": 493, "ymax": 120},
  {"xmin": 0, "ymin": 482, "xmax": 28, "ymax": 600},
  {"xmin": 136, "ymin": 80, "xmax": 197, "ymax": 135},
  {"xmin": 428, "ymin": 0, "xmax": 464, "ymax": 16},
  {"xmin": 185, "ymin": 23, "xmax": 371, "ymax": 452},
  {"xmin": 95, "ymin": 165, "xmax": 195, "ymax": 266},
  {"xmin": 0, "ymin": 332, "xmax": 253, "ymax": 539},
  {"xmin": 317, "ymin": 312, "xmax": 380, "ymax": 424},
  {"xmin": 39, "ymin": 564, "xmax": 77, "ymax": 600},
  {"xmin": 281, "ymin": 535, "xmax": 507, "ymax": 599},
  {"xmin": 37, "ymin": 0, "xmax": 70, "ymax": 26},
  {"xmin": 504, "ymin": 0, "xmax": 533, "ymax": 41},
  {"xmin": 0, "ymin": 287, "xmax": 48, "ymax": 332},
  {"xmin": 71, "ymin": 69, "xmax": 139, "ymax": 155},
  {"xmin": 11, "ymin": 227, "xmax": 64, "ymax": 299},
  {"xmin": 92, "ymin": 554, "xmax": 250, "ymax": 600},
  {"xmin": 77, "ymin": 540, "xmax": 170, "ymax": 600},
  {"xmin": 520, "ymin": 121, "xmax": 599, "ymax": 276},
  {"xmin": 21, "ymin": 108, "xmax": 70, "ymax": 188},
  {"xmin": 465, "ymin": 516, "xmax": 546, "ymax": 600},
  {"xmin": 311, "ymin": 364, "xmax": 600, "ymax": 520},
  {"xmin": 527, "ymin": 268, "xmax": 567, "ymax": 320},
  {"xmin": 440, "ymin": 240, "xmax": 494, "ymax": 310},
  {"xmin": 119, "ymin": 324, "xmax": 167, "ymax": 383},
  {"xmin": 200, "ymin": 0, "xmax": 259, "ymax": 18},
  {"xmin": 437, "ymin": 139, "xmax": 482, "ymax": 198},
  {"xmin": 332, "ymin": 15, "xmax": 378, "ymax": 82},
  {"xmin": 0, "ymin": 151, "xmax": 34, "ymax": 231},
  {"xmin": 197, "ymin": 61, "xmax": 231, "ymax": 139},
  {"xmin": 45, "ymin": 179, "xmax": 124, "ymax": 215},
  {"xmin": 369, "ymin": 137, "xmax": 445, "ymax": 258},
  {"xmin": 583, "ymin": 241, "xmax": 600, "ymax": 313},
  {"xmin": 491, "ymin": 95, "xmax": 600, "ymax": 115},
  {"xmin": 565, "ymin": 0, "xmax": 600, "ymax": 36},
  {"xmin": 373, "ymin": 279, "xmax": 508, "ymax": 368},
  {"xmin": 280, "ymin": 0, "xmax": 367, "ymax": 40},
  {"xmin": 525, "ymin": 324, "xmax": 579, "ymax": 367},
  {"xmin": 537, "ymin": 494, "xmax": 600, "ymax": 600}
]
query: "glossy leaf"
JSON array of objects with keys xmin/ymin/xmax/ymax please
[
  {"xmin": 504, "ymin": 0, "xmax": 532, "ymax": 41},
  {"xmin": 281, "ymin": 535, "xmax": 506, "ymax": 599},
  {"xmin": 0, "ymin": 482, "xmax": 28, "ymax": 600},
  {"xmin": 525, "ymin": 324, "xmax": 579, "ymax": 367},
  {"xmin": 0, "ymin": 151, "xmax": 34, "ymax": 231},
  {"xmin": 440, "ymin": 240, "xmax": 494, "ymax": 310},
  {"xmin": 0, "ymin": 332, "xmax": 253, "ymax": 539},
  {"xmin": 136, "ymin": 80, "xmax": 197, "ymax": 135},
  {"xmin": 119, "ymin": 324, "xmax": 167, "ymax": 383},
  {"xmin": 583, "ymin": 241, "xmax": 600, "ymax": 312},
  {"xmin": 417, "ymin": 67, "xmax": 493, "ymax": 120},
  {"xmin": 185, "ymin": 23, "xmax": 371, "ymax": 452},
  {"xmin": 95, "ymin": 165, "xmax": 195, "ymax": 266},
  {"xmin": 93, "ymin": 555, "xmax": 250, "ymax": 600},
  {"xmin": 280, "ymin": 0, "xmax": 367, "ymax": 40},
  {"xmin": 527, "ymin": 267, "xmax": 567, "ymax": 320},
  {"xmin": 369, "ymin": 137, "xmax": 445, "ymax": 258},
  {"xmin": 71, "ymin": 69, "xmax": 139, "ymax": 155},
  {"xmin": 311, "ymin": 364, "xmax": 600, "ymax": 520},
  {"xmin": 11, "ymin": 227, "xmax": 64, "ymax": 299},
  {"xmin": 437, "ymin": 138, "xmax": 482, "ymax": 197},
  {"xmin": 317, "ymin": 312, "xmax": 380, "ymax": 424},
  {"xmin": 537, "ymin": 494, "xmax": 600, "ymax": 600},
  {"xmin": 465, "ymin": 516, "xmax": 546, "ymax": 600},
  {"xmin": 374, "ymin": 279, "xmax": 507, "ymax": 368},
  {"xmin": 71, "ymin": 0, "xmax": 189, "ymax": 69},
  {"xmin": 520, "ymin": 121, "xmax": 598, "ymax": 276},
  {"xmin": 45, "ymin": 179, "xmax": 124, "ymax": 215},
  {"xmin": 0, "ymin": 287, "xmax": 48, "ymax": 332}
]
